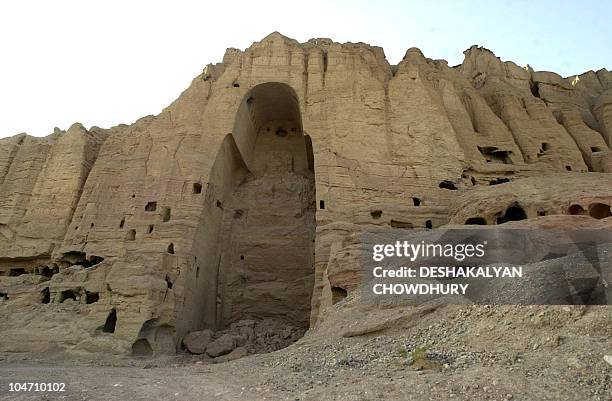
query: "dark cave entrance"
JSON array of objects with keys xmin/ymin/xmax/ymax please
[
  {"xmin": 497, "ymin": 204, "xmax": 528, "ymax": 224},
  {"xmin": 187, "ymin": 83, "xmax": 316, "ymax": 347}
]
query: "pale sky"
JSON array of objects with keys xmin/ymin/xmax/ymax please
[{"xmin": 1, "ymin": 0, "xmax": 610, "ymax": 138}]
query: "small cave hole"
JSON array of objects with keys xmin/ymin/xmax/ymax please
[
  {"xmin": 478, "ymin": 146, "xmax": 513, "ymax": 164},
  {"xmin": 193, "ymin": 182, "xmax": 202, "ymax": 194},
  {"xmin": 371, "ymin": 210, "xmax": 383, "ymax": 219},
  {"xmin": 496, "ymin": 204, "xmax": 528, "ymax": 224},
  {"xmin": 103, "ymin": 309, "xmax": 117, "ymax": 333},
  {"xmin": 322, "ymin": 50, "xmax": 329, "ymax": 72},
  {"xmin": 489, "ymin": 178, "xmax": 510, "ymax": 186},
  {"xmin": 126, "ymin": 229, "xmax": 136, "ymax": 241},
  {"xmin": 90, "ymin": 222, "xmax": 94, "ymax": 228},
  {"xmin": 9, "ymin": 268, "xmax": 26, "ymax": 276},
  {"xmin": 84, "ymin": 255, "xmax": 104, "ymax": 268},
  {"xmin": 319, "ymin": 200, "xmax": 325, "ymax": 210},
  {"xmin": 439, "ymin": 181, "xmax": 458, "ymax": 190},
  {"xmin": 147, "ymin": 225, "xmax": 154, "ymax": 234},
  {"xmin": 240, "ymin": 255, "xmax": 245, "ymax": 260},
  {"xmin": 0, "ymin": 292, "xmax": 8, "ymax": 301},
  {"xmin": 233, "ymin": 209, "xmax": 244, "ymax": 219},
  {"xmin": 588, "ymin": 203, "xmax": 612, "ymax": 220},
  {"xmin": 59, "ymin": 289, "xmax": 78, "ymax": 303},
  {"xmin": 132, "ymin": 339, "xmax": 153, "ymax": 357},
  {"xmin": 565, "ymin": 165, "xmax": 572, "ymax": 171},
  {"xmin": 165, "ymin": 276, "xmax": 173, "ymax": 289},
  {"xmin": 233, "ymin": 82, "xmax": 240, "ymax": 88},
  {"xmin": 39, "ymin": 266, "xmax": 54, "ymax": 278},
  {"xmin": 119, "ymin": 218, "xmax": 125, "ymax": 228},
  {"xmin": 568, "ymin": 204, "xmax": 585, "ymax": 215},
  {"xmin": 591, "ymin": 146, "xmax": 603, "ymax": 153},
  {"xmin": 538, "ymin": 211, "xmax": 547, "ymax": 216},
  {"xmin": 86, "ymin": 291, "xmax": 99, "ymax": 304},
  {"xmin": 41, "ymin": 288, "xmax": 50, "ymax": 304},
  {"xmin": 275, "ymin": 128, "xmax": 288, "ymax": 137},
  {"xmin": 412, "ymin": 197, "xmax": 421, "ymax": 206},
  {"xmin": 425, "ymin": 220, "xmax": 433, "ymax": 229},
  {"xmin": 145, "ymin": 201, "xmax": 157, "ymax": 212},
  {"xmin": 331, "ymin": 287, "xmax": 347, "ymax": 305},
  {"xmin": 465, "ymin": 217, "xmax": 487, "ymax": 225},
  {"xmin": 530, "ymin": 80, "xmax": 540, "ymax": 98},
  {"xmin": 167, "ymin": 243, "xmax": 175, "ymax": 254}
]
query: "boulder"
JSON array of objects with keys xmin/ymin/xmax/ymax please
[
  {"xmin": 206, "ymin": 334, "xmax": 236, "ymax": 357},
  {"xmin": 214, "ymin": 347, "xmax": 247, "ymax": 363},
  {"xmin": 183, "ymin": 330, "xmax": 213, "ymax": 354}
]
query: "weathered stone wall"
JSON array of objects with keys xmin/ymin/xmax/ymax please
[{"xmin": 0, "ymin": 33, "xmax": 611, "ymax": 356}]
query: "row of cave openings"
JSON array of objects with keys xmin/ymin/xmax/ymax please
[
  {"xmin": 319, "ymin": 196, "xmax": 435, "ymax": 229},
  {"xmin": 0, "ymin": 251, "xmax": 104, "ymax": 280},
  {"xmin": 476, "ymin": 142, "xmax": 599, "ymax": 172},
  {"xmin": 37, "ymin": 286, "xmax": 118, "ymax": 335},
  {"xmin": 0, "ymin": 251, "xmax": 110, "ymax": 304},
  {"xmin": 75, "ymin": 183, "xmax": 205, "ymax": 255},
  {"xmin": 464, "ymin": 202, "xmax": 612, "ymax": 226},
  {"xmin": 119, "ymin": 194, "xmax": 201, "ymax": 255},
  {"xmin": 0, "ymin": 285, "xmax": 102, "ymax": 306}
]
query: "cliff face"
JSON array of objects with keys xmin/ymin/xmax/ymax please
[{"xmin": 1, "ymin": 33, "xmax": 611, "ymax": 356}]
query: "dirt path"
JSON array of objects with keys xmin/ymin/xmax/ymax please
[{"xmin": 0, "ymin": 363, "xmax": 284, "ymax": 401}]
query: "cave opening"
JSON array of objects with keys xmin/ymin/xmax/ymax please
[
  {"xmin": 85, "ymin": 291, "xmax": 99, "ymax": 304},
  {"xmin": 589, "ymin": 203, "xmax": 611, "ymax": 219},
  {"xmin": 41, "ymin": 287, "xmax": 50, "ymax": 304},
  {"xmin": 185, "ymin": 82, "xmax": 316, "ymax": 352},
  {"xmin": 132, "ymin": 339, "xmax": 153, "ymax": 357},
  {"xmin": 59, "ymin": 289, "xmax": 78, "ymax": 303},
  {"xmin": 331, "ymin": 287, "xmax": 348, "ymax": 304},
  {"xmin": 145, "ymin": 201, "xmax": 157, "ymax": 212},
  {"xmin": 103, "ymin": 309, "xmax": 117, "ymax": 333},
  {"xmin": 568, "ymin": 204, "xmax": 586, "ymax": 215},
  {"xmin": 465, "ymin": 217, "xmax": 487, "ymax": 225},
  {"xmin": 439, "ymin": 180, "xmax": 458, "ymax": 190},
  {"xmin": 478, "ymin": 146, "xmax": 513, "ymax": 164},
  {"xmin": 9, "ymin": 268, "xmax": 26, "ymax": 276},
  {"xmin": 497, "ymin": 204, "xmax": 528, "ymax": 224}
]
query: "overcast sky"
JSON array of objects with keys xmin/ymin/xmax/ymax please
[{"xmin": 1, "ymin": 0, "xmax": 610, "ymax": 138}]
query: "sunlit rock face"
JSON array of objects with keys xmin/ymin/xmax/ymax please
[{"xmin": 0, "ymin": 33, "xmax": 610, "ymax": 356}]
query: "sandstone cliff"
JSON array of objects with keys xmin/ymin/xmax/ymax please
[{"xmin": 0, "ymin": 33, "xmax": 610, "ymax": 356}]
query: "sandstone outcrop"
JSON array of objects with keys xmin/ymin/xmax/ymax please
[{"xmin": 0, "ymin": 33, "xmax": 610, "ymax": 357}]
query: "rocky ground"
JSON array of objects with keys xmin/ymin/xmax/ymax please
[{"xmin": 0, "ymin": 302, "xmax": 610, "ymax": 400}]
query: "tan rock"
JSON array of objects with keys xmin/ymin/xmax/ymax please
[
  {"xmin": 213, "ymin": 347, "xmax": 248, "ymax": 363},
  {"xmin": 206, "ymin": 334, "xmax": 236, "ymax": 358},
  {"xmin": 183, "ymin": 330, "xmax": 213, "ymax": 354}
]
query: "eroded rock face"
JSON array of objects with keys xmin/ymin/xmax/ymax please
[{"xmin": 0, "ymin": 32, "xmax": 611, "ymax": 356}]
